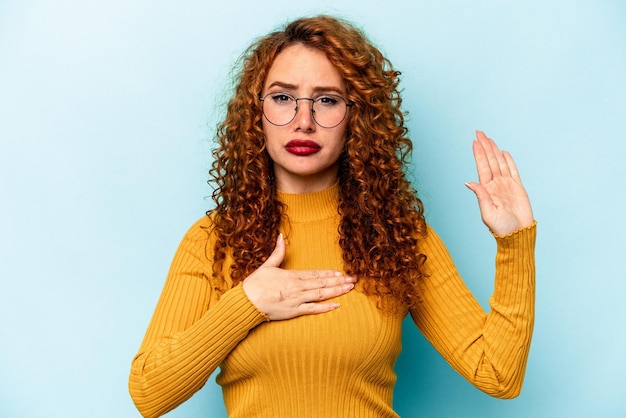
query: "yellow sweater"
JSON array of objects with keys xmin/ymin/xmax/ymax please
[{"xmin": 129, "ymin": 184, "xmax": 536, "ymax": 418}]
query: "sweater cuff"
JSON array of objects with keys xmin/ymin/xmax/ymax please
[
  {"xmin": 218, "ymin": 284, "xmax": 270, "ymax": 325},
  {"xmin": 492, "ymin": 221, "xmax": 537, "ymax": 241}
]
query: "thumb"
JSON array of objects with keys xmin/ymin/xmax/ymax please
[
  {"xmin": 465, "ymin": 181, "xmax": 489, "ymax": 204},
  {"xmin": 465, "ymin": 181, "xmax": 495, "ymax": 221},
  {"xmin": 261, "ymin": 233, "xmax": 285, "ymax": 268}
]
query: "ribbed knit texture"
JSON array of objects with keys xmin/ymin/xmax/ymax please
[{"xmin": 129, "ymin": 183, "xmax": 536, "ymax": 417}]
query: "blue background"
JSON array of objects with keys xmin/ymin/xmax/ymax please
[{"xmin": 1, "ymin": 1, "xmax": 625, "ymax": 417}]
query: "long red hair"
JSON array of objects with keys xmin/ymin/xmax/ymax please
[{"xmin": 209, "ymin": 15, "xmax": 427, "ymax": 310}]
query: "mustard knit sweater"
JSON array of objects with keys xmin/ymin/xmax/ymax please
[{"xmin": 129, "ymin": 184, "xmax": 536, "ymax": 418}]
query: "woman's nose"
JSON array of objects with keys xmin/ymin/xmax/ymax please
[{"xmin": 293, "ymin": 98, "xmax": 316, "ymax": 131}]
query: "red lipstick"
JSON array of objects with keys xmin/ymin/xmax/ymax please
[{"xmin": 285, "ymin": 140, "xmax": 321, "ymax": 156}]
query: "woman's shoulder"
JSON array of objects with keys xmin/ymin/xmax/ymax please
[{"xmin": 181, "ymin": 213, "xmax": 216, "ymax": 242}]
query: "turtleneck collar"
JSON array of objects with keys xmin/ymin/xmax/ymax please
[{"xmin": 277, "ymin": 182, "xmax": 339, "ymax": 223}]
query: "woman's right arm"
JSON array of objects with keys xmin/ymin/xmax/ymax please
[
  {"xmin": 128, "ymin": 218, "xmax": 268, "ymax": 418},
  {"xmin": 129, "ymin": 219, "xmax": 354, "ymax": 418}
]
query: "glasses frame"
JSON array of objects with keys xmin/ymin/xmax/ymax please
[{"xmin": 259, "ymin": 92, "xmax": 353, "ymax": 129}]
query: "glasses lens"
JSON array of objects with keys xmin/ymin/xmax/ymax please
[
  {"xmin": 262, "ymin": 93, "xmax": 297, "ymax": 126},
  {"xmin": 312, "ymin": 95, "xmax": 347, "ymax": 128},
  {"xmin": 261, "ymin": 93, "xmax": 349, "ymax": 128}
]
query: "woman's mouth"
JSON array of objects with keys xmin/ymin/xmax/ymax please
[{"xmin": 285, "ymin": 140, "xmax": 321, "ymax": 156}]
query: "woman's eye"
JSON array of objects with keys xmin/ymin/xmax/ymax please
[
  {"xmin": 271, "ymin": 94, "xmax": 293, "ymax": 104},
  {"xmin": 317, "ymin": 96, "xmax": 339, "ymax": 106}
]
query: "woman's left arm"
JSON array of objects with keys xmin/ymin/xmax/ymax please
[{"xmin": 410, "ymin": 131, "xmax": 536, "ymax": 398}]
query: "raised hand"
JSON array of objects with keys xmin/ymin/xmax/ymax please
[
  {"xmin": 464, "ymin": 131, "xmax": 534, "ymax": 236},
  {"xmin": 242, "ymin": 234, "xmax": 356, "ymax": 320}
]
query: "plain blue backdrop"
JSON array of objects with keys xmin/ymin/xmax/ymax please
[{"xmin": 1, "ymin": 1, "xmax": 625, "ymax": 417}]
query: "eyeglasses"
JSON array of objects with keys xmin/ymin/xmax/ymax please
[{"xmin": 259, "ymin": 92, "xmax": 353, "ymax": 128}]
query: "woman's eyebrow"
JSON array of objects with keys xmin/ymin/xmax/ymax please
[
  {"xmin": 312, "ymin": 86, "xmax": 345, "ymax": 95},
  {"xmin": 266, "ymin": 81, "xmax": 345, "ymax": 95},
  {"xmin": 266, "ymin": 81, "xmax": 298, "ymax": 91}
]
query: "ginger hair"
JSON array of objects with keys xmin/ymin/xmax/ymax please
[{"xmin": 208, "ymin": 15, "xmax": 427, "ymax": 310}]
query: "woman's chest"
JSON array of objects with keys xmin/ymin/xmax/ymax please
[{"xmin": 219, "ymin": 290, "xmax": 404, "ymax": 382}]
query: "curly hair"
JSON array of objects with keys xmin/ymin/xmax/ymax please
[{"xmin": 208, "ymin": 15, "xmax": 427, "ymax": 310}]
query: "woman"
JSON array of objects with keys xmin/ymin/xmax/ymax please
[{"xmin": 129, "ymin": 15, "xmax": 536, "ymax": 418}]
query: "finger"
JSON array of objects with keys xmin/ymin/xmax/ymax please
[
  {"xmin": 299, "ymin": 274, "xmax": 355, "ymax": 291},
  {"xmin": 302, "ymin": 282, "xmax": 354, "ymax": 302},
  {"xmin": 261, "ymin": 233, "xmax": 285, "ymax": 268},
  {"xmin": 464, "ymin": 181, "xmax": 495, "ymax": 217},
  {"xmin": 486, "ymin": 136, "xmax": 512, "ymax": 178},
  {"xmin": 472, "ymin": 137, "xmax": 494, "ymax": 185},
  {"xmin": 502, "ymin": 150, "xmax": 522, "ymax": 183},
  {"xmin": 297, "ymin": 269, "xmax": 344, "ymax": 282},
  {"xmin": 476, "ymin": 130, "xmax": 504, "ymax": 179},
  {"xmin": 464, "ymin": 181, "xmax": 485, "ymax": 201}
]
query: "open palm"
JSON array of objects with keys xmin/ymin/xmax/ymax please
[{"xmin": 465, "ymin": 131, "xmax": 534, "ymax": 236}]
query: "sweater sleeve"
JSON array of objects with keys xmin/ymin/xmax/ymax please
[
  {"xmin": 410, "ymin": 222, "xmax": 536, "ymax": 399},
  {"xmin": 128, "ymin": 218, "xmax": 269, "ymax": 418}
]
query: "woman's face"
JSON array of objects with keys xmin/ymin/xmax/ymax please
[{"xmin": 261, "ymin": 43, "xmax": 349, "ymax": 194}]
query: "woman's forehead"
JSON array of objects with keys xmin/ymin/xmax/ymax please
[{"xmin": 263, "ymin": 44, "xmax": 345, "ymax": 93}]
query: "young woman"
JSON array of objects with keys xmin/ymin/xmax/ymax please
[{"xmin": 129, "ymin": 15, "xmax": 536, "ymax": 418}]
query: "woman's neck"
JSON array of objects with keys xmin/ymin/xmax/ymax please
[{"xmin": 274, "ymin": 167, "xmax": 339, "ymax": 194}]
